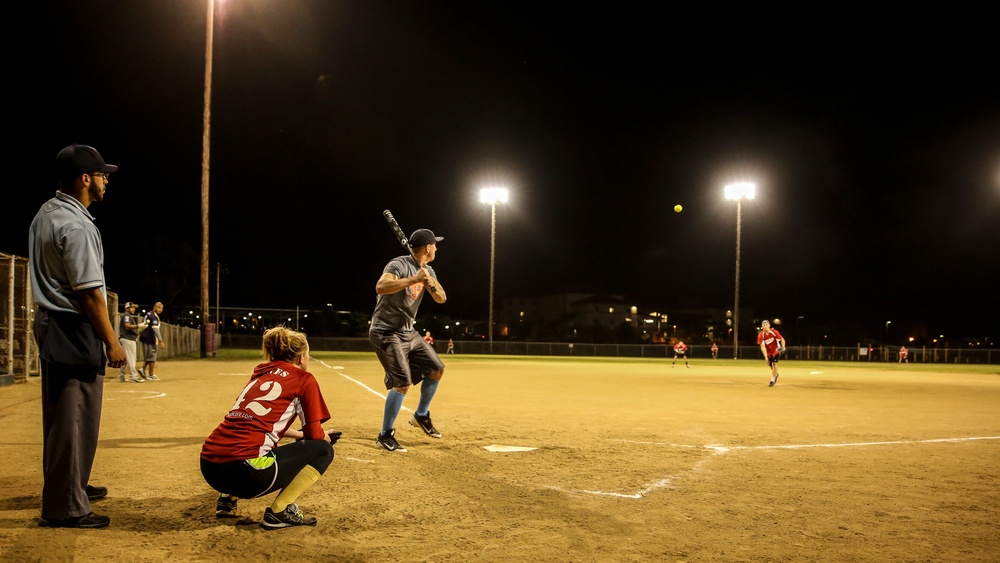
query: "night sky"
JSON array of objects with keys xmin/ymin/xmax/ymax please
[{"xmin": 10, "ymin": 1, "xmax": 999, "ymax": 340}]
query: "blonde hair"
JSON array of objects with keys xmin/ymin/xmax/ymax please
[{"xmin": 261, "ymin": 325, "xmax": 309, "ymax": 362}]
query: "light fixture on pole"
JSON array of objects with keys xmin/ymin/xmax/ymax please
[
  {"xmin": 480, "ymin": 186, "xmax": 508, "ymax": 353},
  {"xmin": 725, "ymin": 182, "xmax": 756, "ymax": 359}
]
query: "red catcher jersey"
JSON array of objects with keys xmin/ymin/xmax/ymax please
[
  {"xmin": 758, "ymin": 329, "xmax": 784, "ymax": 355},
  {"xmin": 201, "ymin": 360, "xmax": 331, "ymax": 463},
  {"xmin": 674, "ymin": 342, "xmax": 687, "ymax": 353}
]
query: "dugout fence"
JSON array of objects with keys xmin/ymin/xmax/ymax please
[{"xmin": 1, "ymin": 251, "xmax": 201, "ymax": 386}]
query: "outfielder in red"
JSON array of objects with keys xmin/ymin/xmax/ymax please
[
  {"xmin": 201, "ymin": 326, "xmax": 336, "ymax": 529},
  {"xmin": 757, "ymin": 320, "xmax": 786, "ymax": 387},
  {"xmin": 898, "ymin": 346, "xmax": 909, "ymax": 364},
  {"xmin": 672, "ymin": 340, "xmax": 689, "ymax": 368}
]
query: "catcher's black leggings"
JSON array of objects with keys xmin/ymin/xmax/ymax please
[{"xmin": 201, "ymin": 439, "xmax": 334, "ymax": 499}]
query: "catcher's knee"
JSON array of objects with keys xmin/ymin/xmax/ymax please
[{"xmin": 427, "ymin": 369, "xmax": 444, "ymax": 381}]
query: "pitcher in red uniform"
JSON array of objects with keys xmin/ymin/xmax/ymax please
[{"xmin": 757, "ymin": 320, "xmax": 786, "ymax": 387}]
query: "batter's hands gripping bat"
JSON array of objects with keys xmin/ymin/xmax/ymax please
[{"xmin": 383, "ymin": 209, "xmax": 436, "ymax": 293}]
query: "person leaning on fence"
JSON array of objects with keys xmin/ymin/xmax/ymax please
[
  {"xmin": 138, "ymin": 301, "xmax": 164, "ymax": 380},
  {"xmin": 200, "ymin": 326, "xmax": 336, "ymax": 529},
  {"xmin": 29, "ymin": 144, "xmax": 127, "ymax": 529},
  {"xmin": 118, "ymin": 301, "xmax": 144, "ymax": 383}
]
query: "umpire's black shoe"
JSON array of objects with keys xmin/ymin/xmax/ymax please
[
  {"xmin": 409, "ymin": 412, "xmax": 442, "ymax": 438},
  {"xmin": 39, "ymin": 512, "xmax": 110, "ymax": 529},
  {"xmin": 86, "ymin": 485, "xmax": 108, "ymax": 501}
]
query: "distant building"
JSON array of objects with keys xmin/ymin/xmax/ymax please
[{"xmin": 498, "ymin": 293, "xmax": 750, "ymax": 344}]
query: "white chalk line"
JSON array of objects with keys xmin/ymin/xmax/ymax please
[
  {"xmin": 318, "ymin": 360, "xmax": 413, "ymax": 413},
  {"xmin": 548, "ymin": 436, "xmax": 1000, "ymax": 499},
  {"xmin": 623, "ymin": 435, "xmax": 1000, "ymax": 453}
]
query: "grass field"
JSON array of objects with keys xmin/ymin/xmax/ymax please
[{"xmin": 1, "ymin": 353, "xmax": 998, "ymax": 562}]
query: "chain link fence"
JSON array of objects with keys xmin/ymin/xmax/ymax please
[
  {"xmin": 2, "ymin": 251, "xmax": 201, "ymax": 386},
  {"xmin": 218, "ymin": 333, "xmax": 998, "ymax": 364}
]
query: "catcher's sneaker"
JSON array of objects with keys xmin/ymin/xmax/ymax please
[
  {"xmin": 261, "ymin": 503, "xmax": 316, "ymax": 529},
  {"xmin": 409, "ymin": 412, "xmax": 442, "ymax": 438},
  {"xmin": 376, "ymin": 428, "xmax": 407, "ymax": 452},
  {"xmin": 216, "ymin": 494, "xmax": 238, "ymax": 518},
  {"xmin": 146, "ymin": 374, "xmax": 160, "ymax": 380}
]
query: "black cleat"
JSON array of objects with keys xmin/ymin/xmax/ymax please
[
  {"xmin": 376, "ymin": 428, "xmax": 407, "ymax": 452},
  {"xmin": 409, "ymin": 412, "xmax": 442, "ymax": 438}
]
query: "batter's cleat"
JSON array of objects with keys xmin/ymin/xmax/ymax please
[
  {"xmin": 376, "ymin": 428, "xmax": 407, "ymax": 452},
  {"xmin": 769, "ymin": 374, "xmax": 779, "ymax": 387},
  {"xmin": 137, "ymin": 368, "xmax": 145, "ymax": 379},
  {"xmin": 216, "ymin": 494, "xmax": 238, "ymax": 518},
  {"xmin": 409, "ymin": 412, "xmax": 442, "ymax": 438},
  {"xmin": 261, "ymin": 503, "xmax": 316, "ymax": 529}
]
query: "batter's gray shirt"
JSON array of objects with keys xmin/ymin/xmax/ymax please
[
  {"xmin": 369, "ymin": 255, "xmax": 437, "ymax": 333},
  {"xmin": 28, "ymin": 191, "xmax": 107, "ymax": 314}
]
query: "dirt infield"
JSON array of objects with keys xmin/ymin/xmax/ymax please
[{"xmin": 1, "ymin": 354, "xmax": 998, "ymax": 562}]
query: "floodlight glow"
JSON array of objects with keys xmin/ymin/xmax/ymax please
[
  {"xmin": 725, "ymin": 182, "xmax": 756, "ymax": 200},
  {"xmin": 479, "ymin": 187, "xmax": 509, "ymax": 204}
]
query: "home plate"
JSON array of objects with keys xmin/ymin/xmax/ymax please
[{"xmin": 484, "ymin": 445, "xmax": 537, "ymax": 452}]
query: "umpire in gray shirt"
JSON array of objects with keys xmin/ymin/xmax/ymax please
[{"xmin": 29, "ymin": 144, "xmax": 126, "ymax": 529}]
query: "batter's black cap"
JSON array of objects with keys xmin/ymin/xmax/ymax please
[
  {"xmin": 55, "ymin": 144, "xmax": 118, "ymax": 181},
  {"xmin": 409, "ymin": 228, "xmax": 444, "ymax": 247}
]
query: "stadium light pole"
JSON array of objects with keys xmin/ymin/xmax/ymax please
[
  {"xmin": 480, "ymin": 186, "xmax": 508, "ymax": 353},
  {"xmin": 199, "ymin": 0, "xmax": 215, "ymax": 357},
  {"xmin": 725, "ymin": 182, "xmax": 756, "ymax": 360}
]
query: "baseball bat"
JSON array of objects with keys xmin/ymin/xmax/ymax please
[{"xmin": 383, "ymin": 210, "xmax": 436, "ymax": 293}]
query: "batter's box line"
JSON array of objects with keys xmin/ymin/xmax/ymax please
[
  {"xmin": 318, "ymin": 360, "xmax": 413, "ymax": 414},
  {"xmin": 547, "ymin": 436, "xmax": 1000, "ymax": 499},
  {"xmin": 623, "ymin": 435, "xmax": 1000, "ymax": 452}
]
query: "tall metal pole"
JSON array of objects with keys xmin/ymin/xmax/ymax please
[
  {"xmin": 733, "ymin": 200, "xmax": 741, "ymax": 359},
  {"xmin": 215, "ymin": 261, "xmax": 221, "ymax": 335},
  {"xmin": 200, "ymin": 0, "xmax": 214, "ymax": 357},
  {"xmin": 488, "ymin": 202, "xmax": 496, "ymax": 353}
]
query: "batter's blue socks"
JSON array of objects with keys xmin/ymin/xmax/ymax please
[
  {"xmin": 416, "ymin": 378, "xmax": 440, "ymax": 416},
  {"xmin": 382, "ymin": 389, "xmax": 405, "ymax": 433}
]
